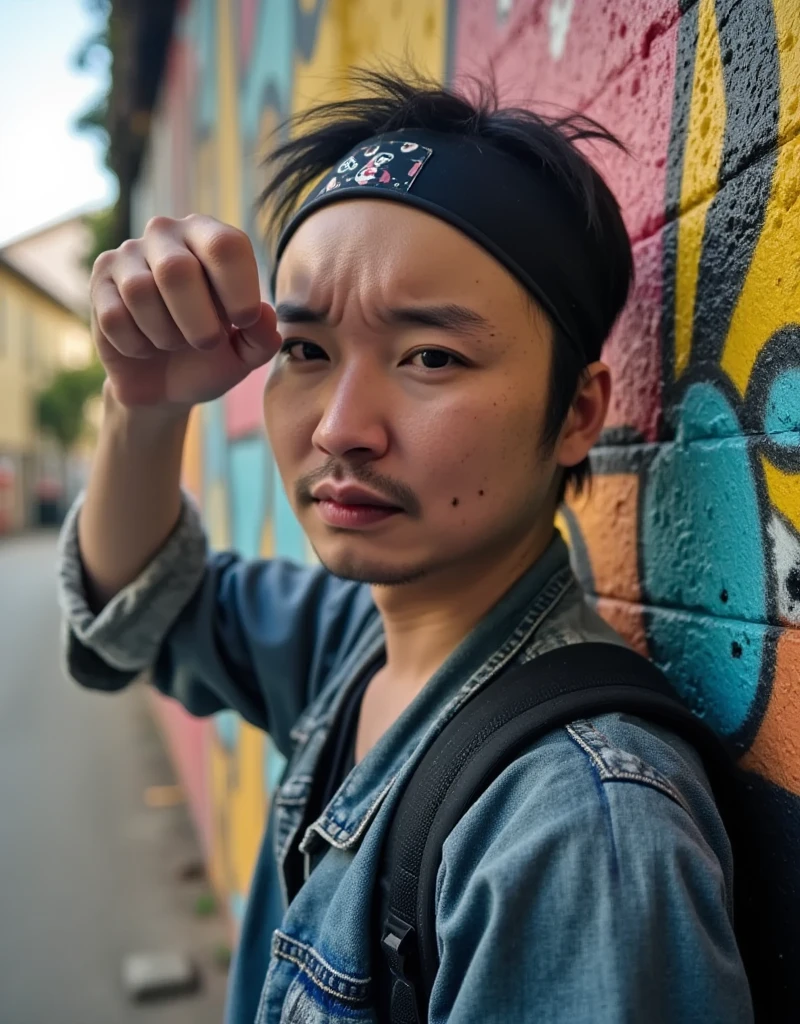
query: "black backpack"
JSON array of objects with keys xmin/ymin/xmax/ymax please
[{"xmin": 374, "ymin": 643, "xmax": 798, "ymax": 1023}]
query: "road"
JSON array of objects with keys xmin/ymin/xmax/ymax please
[{"xmin": 0, "ymin": 531, "xmax": 228, "ymax": 1024}]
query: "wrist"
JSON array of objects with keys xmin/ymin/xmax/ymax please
[{"xmin": 102, "ymin": 380, "xmax": 191, "ymax": 436}]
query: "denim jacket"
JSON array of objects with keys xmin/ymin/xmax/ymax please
[{"xmin": 58, "ymin": 493, "xmax": 752, "ymax": 1024}]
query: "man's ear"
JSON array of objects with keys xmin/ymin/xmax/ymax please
[{"xmin": 555, "ymin": 362, "xmax": 611, "ymax": 469}]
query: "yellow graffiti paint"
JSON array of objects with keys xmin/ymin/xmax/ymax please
[
  {"xmin": 721, "ymin": 31, "xmax": 800, "ymax": 397},
  {"xmin": 554, "ymin": 509, "xmax": 572, "ymax": 547},
  {"xmin": 673, "ymin": 0, "xmax": 726, "ymax": 380},
  {"xmin": 227, "ymin": 723, "xmax": 268, "ymax": 898},
  {"xmin": 292, "ymin": 0, "xmax": 447, "ymax": 118},
  {"xmin": 193, "ymin": 135, "xmax": 216, "ymax": 215},
  {"xmin": 775, "ymin": 0, "xmax": 800, "ymax": 144},
  {"xmin": 181, "ymin": 407, "xmax": 204, "ymax": 503},
  {"xmin": 206, "ymin": 478, "xmax": 231, "ymax": 549},
  {"xmin": 217, "ymin": 0, "xmax": 244, "ymax": 227},
  {"xmin": 209, "ymin": 724, "xmax": 268, "ymax": 913},
  {"xmin": 761, "ymin": 455, "xmax": 800, "ymax": 534}
]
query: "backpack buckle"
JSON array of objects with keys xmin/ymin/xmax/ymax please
[
  {"xmin": 382, "ymin": 913, "xmax": 415, "ymax": 976},
  {"xmin": 382, "ymin": 914, "xmax": 422, "ymax": 1023}
]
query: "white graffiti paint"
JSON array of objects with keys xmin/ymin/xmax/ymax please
[
  {"xmin": 548, "ymin": 0, "xmax": 575, "ymax": 61},
  {"xmin": 767, "ymin": 513, "xmax": 800, "ymax": 625}
]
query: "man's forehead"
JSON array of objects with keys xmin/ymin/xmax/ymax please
[{"xmin": 275, "ymin": 199, "xmax": 521, "ymax": 302}]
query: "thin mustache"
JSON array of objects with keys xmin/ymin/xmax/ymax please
[{"xmin": 296, "ymin": 463, "xmax": 422, "ymax": 518}]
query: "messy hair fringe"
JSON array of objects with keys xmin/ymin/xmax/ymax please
[{"xmin": 258, "ymin": 65, "xmax": 629, "ymax": 246}]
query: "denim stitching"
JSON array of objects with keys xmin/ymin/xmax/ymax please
[
  {"xmin": 565, "ymin": 721, "xmax": 609, "ymax": 775},
  {"xmin": 273, "ymin": 931, "xmax": 370, "ymax": 985},
  {"xmin": 566, "ymin": 721, "xmax": 692, "ymax": 815},
  {"xmin": 274, "ymin": 775, "xmax": 316, "ymax": 910},
  {"xmin": 310, "ymin": 774, "xmax": 398, "ymax": 851},
  {"xmin": 272, "ymin": 931, "xmax": 370, "ymax": 1002},
  {"xmin": 445, "ymin": 569, "xmax": 575, "ymax": 717}
]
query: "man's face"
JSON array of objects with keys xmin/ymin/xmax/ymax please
[{"xmin": 266, "ymin": 200, "xmax": 559, "ymax": 586}]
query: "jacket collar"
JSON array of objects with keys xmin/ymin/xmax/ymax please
[{"xmin": 298, "ymin": 530, "xmax": 575, "ymax": 855}]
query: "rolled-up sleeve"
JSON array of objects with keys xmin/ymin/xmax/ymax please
[
  {"xmin": 58, "ymin": 490, "xmax": 209, "ymax": 674},
  {"xmin": 57, "ymin": 491, "xmax": 377, "ymax": 755},
  {"xmin": 431, "ymin": 730, "xmax": 752, "ymax": 1024}
]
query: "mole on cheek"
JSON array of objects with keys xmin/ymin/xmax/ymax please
[
  {"xmin": 478, "ymin": 490, "xmax": 484, "ymax": 497},
  {"xmin": 451, "ymin": 497, "xmax": 460, "ymax": 507}
]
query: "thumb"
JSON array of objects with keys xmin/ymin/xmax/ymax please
[{"xmin": 230, "ymin": 302, "xmax": 282, "ymax": 369}]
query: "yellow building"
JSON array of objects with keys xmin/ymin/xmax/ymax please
[{"xmin": 0, "ymin": 213, "xmax": 94, "ymax": 533}]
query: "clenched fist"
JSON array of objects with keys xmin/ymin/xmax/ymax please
[{"xmin": 90, "ymin": 214, "xmax": 282, "ymax": 408}]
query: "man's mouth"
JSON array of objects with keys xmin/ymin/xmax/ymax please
[
  {"xmin": 311, "ymin": 483, "xmax": 402, "ymax": 511},
  {"xmin": 310, "ymin": 483, "xmax": 403, "ymax": 529}
]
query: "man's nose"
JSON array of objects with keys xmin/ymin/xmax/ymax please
[{"xmin": 311, "ymin": 365, "xmax": 390, "ymax": 461}]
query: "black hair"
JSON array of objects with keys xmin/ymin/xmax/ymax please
[{"xmin": 259, "ymin": 67, "xmax": 633, "ymax": 502}]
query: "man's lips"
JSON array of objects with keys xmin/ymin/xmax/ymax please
[
  {"xmin": 309, "ymin": 482, "xmax": 405, "ymax": 529},
  {"xmin": 310, "ymin": 484, "xmax": 402, "ymax": 510}
]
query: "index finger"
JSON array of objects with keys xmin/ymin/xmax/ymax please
[{"xmin": 180, "ymin": 215, "xmax": 263, "ymax": 329}]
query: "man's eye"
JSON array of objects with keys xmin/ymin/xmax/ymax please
[
  {"xmin": 407, "ymin": 349, "xmax": 465, "ymax": 370},
  {"xmin": 280, "ymin": 340, "xmax": 327, "ymax": 362}
]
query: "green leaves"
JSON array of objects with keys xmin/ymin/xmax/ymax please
[{"xmin": 36, "ymin": 362, "xmax": 106, "ymax": 450}]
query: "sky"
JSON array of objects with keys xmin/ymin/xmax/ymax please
[{"xmin": 0, "ymin": 0, "xmax": 117, "ymax": 246}]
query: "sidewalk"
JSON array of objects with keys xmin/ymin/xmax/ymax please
[{"xmin": 0, "ymin": 531, "xmax": 229, "ymax": 1023}]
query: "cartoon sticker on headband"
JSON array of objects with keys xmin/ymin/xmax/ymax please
[{"xmin": 317, "ymin": 139, "xmax": 433, "ymax": 198}]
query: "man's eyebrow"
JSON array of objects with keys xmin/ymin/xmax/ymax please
[
  {"xmin": 275, "ymin": 302, "xmax": 328, "ymax": 324},
  {"xmin": 383, "ymin": 304, "xmax": 492, "ymax": 334},
  {"xmin": 274, "ymin": 301, "xmax": 492, "ymax": 334}
]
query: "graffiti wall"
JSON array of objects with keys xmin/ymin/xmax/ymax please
[{"xmin": 132, "ymin": 0, "xmax": 799, "ymax": 935}]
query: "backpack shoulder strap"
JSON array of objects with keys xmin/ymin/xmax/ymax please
[{"xmin": 375, "ymin": 642, "xmax": 729, "ymax": 1024}]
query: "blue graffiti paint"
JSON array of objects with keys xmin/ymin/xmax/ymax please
[
  {"xmin": 229, "ymin": 890, "xmax": 247, "ymax": 924},
  {"xmin": 215, "ymin": 709, "xmax": 240, "ymax": 752},
  {"xmin": 229, "ymin": 437, "xmax": 270, "ymax": 558},
  {"xmin": 239, "ymin": 0, "xmax": 294, "ymax": 138},
  {"xmin": 186, "ymin": 0, "xmax": 218, "ymax": 136},
  {"xmin": 642, "ymin": 382, "xmax": 766, "ymax": 735},
  {"xmin": 273, "ymin": 475, "xmax": 308, "ymax": 562},
  {"xmin": 263, "ymin": 740, "xmax": 287, "ymax": 797},
  {"xmin": 203, "ymin": 399, "xmax": 229, "ymax": 494},
  {"xmin": 764, "ymin": 367, "xmax": 800, "ymax": 444},
  {"xmin": 675, "ymin": 377, "xmax": 744, "ymax": 441}
]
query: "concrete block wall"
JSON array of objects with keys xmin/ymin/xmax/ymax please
[{"xmin": 131, "ymin": 0, "xmax": 799, "ymax": 935}]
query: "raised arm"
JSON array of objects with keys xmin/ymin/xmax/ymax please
[
  {"xmin": 78, "ymin": 213, "xmax": 279, "ymax": 608},
  {"xmin": 59, "ymin": 215, "xmax": 377, "ymax": 755}
]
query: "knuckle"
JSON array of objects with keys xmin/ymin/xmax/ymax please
[
  {"xmin": 204, "ymin": 225, "xmax": 251, "ymax": 266},
  {"xmin": 152, "ymin": 251, "xmax": 198, "ymax": 289},
  {"xmin": 95, "ymin": 301, "xmax": 131, "ymax": 338},
  {"xmin": 144, "ymin": 214, "xmax": 176, "ymax": 236},
  {"xmin": 118, "ymin": 270, "xmax": 156, "ymax": 305},
  {"xmin": 181, "ymin": 212, "xmax": 212, "ymax": 228},
  {"xmin": 91, "ymin": 249, "xmax": 115, "ymax": 277}
]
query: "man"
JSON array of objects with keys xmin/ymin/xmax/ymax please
[{"xmin": 58, "ymin": 71, "xmax": 752, "ymax": 1022}]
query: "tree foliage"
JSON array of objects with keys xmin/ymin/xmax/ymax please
[
  {"xmin": 73, "ymin": 0, "xmax": 120, "ymax": 267},
  {"xmin": 36, "ymin": 362, "xmax": 106, "ymax": 451}
]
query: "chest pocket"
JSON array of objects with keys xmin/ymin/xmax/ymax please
[{"xmin": 273, "ymin": 932, "xmax": 373, "ymax": 1024}]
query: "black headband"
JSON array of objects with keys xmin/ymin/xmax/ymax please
[{"xmin": 273, "ymin": 130, "xmax": 607, "ymax": 354}]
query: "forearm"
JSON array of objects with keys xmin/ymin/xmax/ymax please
[{"xmin": 78, "ymin": 382, "xmax": 191, "ymax": 608}]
